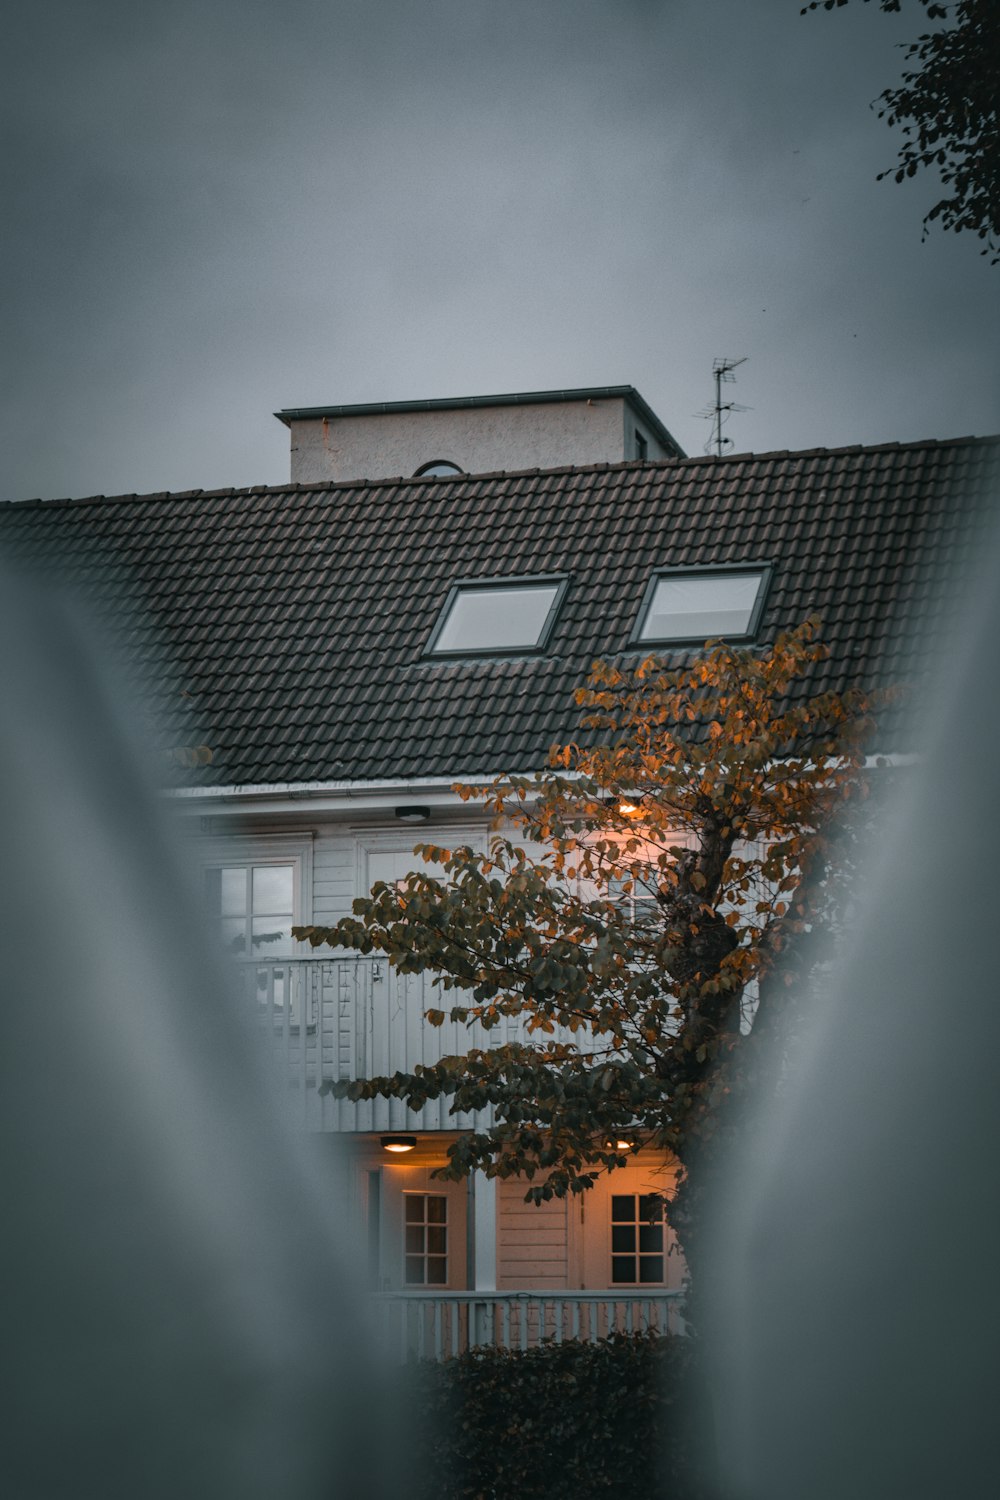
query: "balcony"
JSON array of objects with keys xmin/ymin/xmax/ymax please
[
  {"xmin": 372, "ymin": 1289, "xmax": 686, "ymax": 1362},
  {"xmin": 231, "ymin": 955, "xmax": 582, "ymax": 1131}
]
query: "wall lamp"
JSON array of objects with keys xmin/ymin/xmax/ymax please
[
  {"xmin": 395, "ymin": 805, "xmax": 430, "ymax": 823},
  {"xmin": 381, "ymin": 1135, "xmax": 417, "ymax": 1153}
]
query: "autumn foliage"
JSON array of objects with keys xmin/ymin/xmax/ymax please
[{"xmin": 295, "ymin": 619, "xmax": 879, "ymax": 1270}]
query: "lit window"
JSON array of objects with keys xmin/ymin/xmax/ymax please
[
  {"xmin": 414, "ymin": 461, "xmax": 464, "ymax": 477},
  {"xmin": 611, "ymin": 1194, "xmax": 664, "ymax": 1285},
  {"xmin": 427, "ymin": 576, "xmax": 567, "ymax": 657},
  {"xmin": 633, "ymin": 566, "xmax": 770, "ymax": 645},
  {"xmin": 404, "ymin": 1193, "xmax": 448, "ymax": 1285}
]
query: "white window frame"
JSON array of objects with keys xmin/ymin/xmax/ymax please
[
  {"xmin": 610, "ymin": 1191, "xmax": 667, "ymax": 1288},
  {"xmin": 196, "ymin": 832, "xmax": 314, "ymax": 1026},
  {"xmin": 402, "ymin": 1190, "xmax": 450, "ymax": 1287}
]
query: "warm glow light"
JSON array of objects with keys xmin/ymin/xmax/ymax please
[
  {"xmin": 618, "ymin": 800, "xmax": 641, "ymax": 816},
  {"xmin": 380, "ymin": 1135, "xmax": 417, "ymax": 1153},
  {"xmin": 606, "ymin": 1138, "xmax": 634, "ymax": 1152}
]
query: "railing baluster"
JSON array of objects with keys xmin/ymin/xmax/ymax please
[{"xmin": 369, "ymin": 1290, "xmax": 684, "ymax": 1361}]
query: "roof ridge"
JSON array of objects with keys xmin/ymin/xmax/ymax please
[{"xmin": 4, "ymin": 431, "xmax": 997, "ymax": 508}]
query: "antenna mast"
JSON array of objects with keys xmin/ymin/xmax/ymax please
[{"xmin": 699, "ymin": 356, "xmax": 749, "ymax": 457}]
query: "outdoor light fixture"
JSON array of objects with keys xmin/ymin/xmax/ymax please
[
  {"xmin": 380, "ymin": 1135, "xmax": 417, "ymax": 1153},
  {"xmin": 606, "ymin": 1138, "xmax": 634, "ymax": 1152},
  {"xmin": 617, "ymin": 800, "xmax": 641, "ymax": 816},
  {"xmin": 395, "ymin": 805, "xmax": 430, "ymax": 823}
]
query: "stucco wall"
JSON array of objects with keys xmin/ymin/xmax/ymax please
[{"xmin": 288, "ymin": 397, "xmax": 668, "ymax": 482}]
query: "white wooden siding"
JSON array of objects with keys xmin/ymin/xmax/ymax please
[{"xmin": 496, "ymin": 1177, "xmax": 569, "ymax": 1289}]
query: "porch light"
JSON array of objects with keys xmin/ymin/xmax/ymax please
[
  {"xmin": 617, "ymin": 800, "xmax": 641, "ymax": 816},
  {"xmin": 381, "ymin": 1135, "xmax": 417, "ymax": 1153},
  {"xmin": 606, "ymin": 1138, "xmax": 634, "ymax": 1152},
  {"xmin": 395, "ymin": 806, "xmax": 430, "ymax": 823}
]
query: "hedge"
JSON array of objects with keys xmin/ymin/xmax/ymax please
[{"xmin": 406, "ymin": 1331, "xmax": 714, "ymax": 1500}]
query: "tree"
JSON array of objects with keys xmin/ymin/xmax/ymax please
[
  {"xmin": 803, "ymin": 0, "xmax": 1000, "ymax": 261},
  {"xmin": 295, "ymin": 620, "xmax": 879, "ymax": 1284}
]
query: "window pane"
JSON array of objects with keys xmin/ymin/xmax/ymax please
[
  {"xmin": 638, "ymin": 1224, "xmax": 663, "ymax": 1253},
  {"xmin": 433, "ymin": 584, "xmax": 559, "ymax": 653},
  {"xmin": 639, "ymin": 573, "xmax": 762, "ymax": 642},
  {"xmin": 638, "ymin": 1196, "xmax": 662, "ymax": 1223},
  {"xmin": 611, "ymin": 1196, "xmax": 634, "ymax": 1222},
  {"xmin": 426, "ymin": 1257, "xmax": 447, "ymax": 1285},
  {"xmin": 426, "ymin": 1196, "xmax": 447, "ymax": 1224},
  {"xmin": 611, "ymin": 1257, "xmax": 634, "ymax": 1284},
  {"xmin": 252, "ymin": 864, "xmax": 294, "ymax": 914},
  {"xmin": 220, "ymin": 867, "xmax": 247, "ymax": 917},
  {"xmin": 220, "ymin": 917, "xmax": 246, "ymax": 955},
  {"xmin": 404, "ymin": 1197, "xmax": 423, "ymax": 1223},
  {"xmin": 405, "ymin": 1226, "xmax": 424, "ymax": 1254},
  {"xmin": 639, "ymin": 1256, "xmax": 664, "ymax": 1284},
  {"xmin": 404, "ymin": 1256, "xmax": 424, "ymax": 1285},
  {"xmin": 612, "ymin": 1226, "xmax": 636, "ymax": 1253},
  {"xmin": 251, "ymin": 917, "xmax": 291, "ymax": 955}
]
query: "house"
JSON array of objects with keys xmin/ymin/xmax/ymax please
[{"xmin": 3, "ymin": 386, "xmax": 997, "ymax": 1357}]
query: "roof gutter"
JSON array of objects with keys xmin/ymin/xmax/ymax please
[{"xmin": 166, "ymin": 753, "xmax": 914, "ymax": 809}]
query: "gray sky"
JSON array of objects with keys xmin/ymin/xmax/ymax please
[{"xmin": 2, "ymin": 0, "xmax": 997, "ymax": 501}]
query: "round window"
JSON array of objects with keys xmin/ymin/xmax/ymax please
[{"xmin": 414, "ymin": 461, "xmax": 464, "ymax": 477}]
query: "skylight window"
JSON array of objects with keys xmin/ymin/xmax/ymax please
[
  {"xmin": 427, "ymin": 577, "xmax": 567, "ymax": 657},
  {"xmin": 633, "ymin": 565, "xmax": 771, "ymax": 645}
]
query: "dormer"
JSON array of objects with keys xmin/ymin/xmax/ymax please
[{"xmin": 275, "ymin": 385, "xmax": 684, "ymax": 484}]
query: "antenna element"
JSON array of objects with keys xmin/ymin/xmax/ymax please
[{"xmin": 698, "ymin": 356, "xmax": 749, "ymax": 457}]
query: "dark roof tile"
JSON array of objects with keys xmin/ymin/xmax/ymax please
[{"xmin": 2, "ymin": 437, "xmax": 997, "ymax": 781}]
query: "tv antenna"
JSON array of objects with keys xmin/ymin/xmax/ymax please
[{"xmin": 697, "ymin": 356, "xmax": 749, "ymax": 457}]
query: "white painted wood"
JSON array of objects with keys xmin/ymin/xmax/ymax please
[{"xmin": 471, "ymin": 1171, "xmax": 497, "ymax": 1292}]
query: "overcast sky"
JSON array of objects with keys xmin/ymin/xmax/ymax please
[{"xmin": 2, "ymin": 0, "xmax": 997, "ymax": 501}]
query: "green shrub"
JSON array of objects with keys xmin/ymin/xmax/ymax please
[{"xmin": 407, "ymin": 1331, "xmax": 712, "ymax": 1500}]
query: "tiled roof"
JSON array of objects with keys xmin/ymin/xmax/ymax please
[{"xmin": 2, "ymin": 437, "xmax": 997, "ymax": 786}]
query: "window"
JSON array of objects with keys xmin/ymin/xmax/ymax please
[
  {"xmin": 205, "ymin": 863, "xmax": 294, "ymax": 958},
  {"xmin": 201, "ymin": 839, "xmax": 313, "ymax": 1028},
  {"xmin": 426, "ymin": 575, "xmax": 568, "ymax": 657},
  {"xmin": 611, "ymin": 1194, "xmax": 664, "ymax": 1285},
  {"xmin": 414, "ymin": 461, "xmax": 464, "ymax": 477},
  {"xmin": 404, "ymin": 1193, "xmax": 448, "ymax": 1285},
  {"xmin": 632, "ymin": 565, "xmax": 771, "ymax": 646},
  {"xmin": 635, "ymin": 429, "xmax": 648, "ymax": 461},
  {"xmin": 608, "ymin": 873, "xmax": 660, "ymax": 928}
]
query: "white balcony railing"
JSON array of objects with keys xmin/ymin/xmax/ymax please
[
  {"xmin": 232, "ymin": 955, "xmax": 589, "ymax": 1131},
  {"xmin": 372, "ymin": 1290, "xmax": 685, "ymax": 1362}
]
